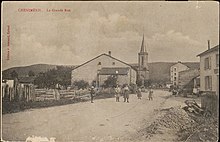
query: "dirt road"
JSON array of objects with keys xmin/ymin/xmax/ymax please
[{"xmin": 2, "ymin": 90, "xmax": 195, "ymax": 142}]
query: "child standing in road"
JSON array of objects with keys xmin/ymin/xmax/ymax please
[
  {"xmin": 136, "ymin": 88, "xmax": 142, "ymax": 99},
  {"xmin": 115, "ymin": 85, "xmax": 121, "ymax": 102},
  {"xmin": 148, "ymin": 87, "xmax": 153, "ymax": 100}
]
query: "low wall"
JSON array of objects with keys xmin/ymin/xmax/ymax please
[{"xmin": 201, "ymin": 92, "xmax": 219, "ymax": 116}]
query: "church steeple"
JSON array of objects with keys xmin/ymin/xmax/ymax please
[
  {"xmin": 138, "ymin": 33, "xmax": 149, "ymax": 81},
  {"xmin": 140, "ymin": 34, "xmax": 145, "ymax": 52}
]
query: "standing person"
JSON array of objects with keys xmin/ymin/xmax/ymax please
[
  {"xmin": 148, "ymin": 87, "xmax": 153, "ymax": 100},
  {"xmin": 90, "ymin": 86, "xmax": 95, "ymax": 103},
  {"xmin": 136, "ymin": 87, "xmax": 142, "ymax": 99},
  {"xmin": 123, "ymin": 85, "xmax": 130, "ymax": 103},
  {"xmin": 114, "ymin": 85, "xmax": 121, "ymax": 102}
]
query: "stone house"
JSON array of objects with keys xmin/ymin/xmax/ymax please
[
  {"xmin": 71, "ymin": 34, "xmax": 150, "ymax": 88},
  {"xmin": 197, "ymin": 44, "xmax": 219, "ymax": 94},
  {"xmin": 197, "ymin": 44, "xmax": 219, "ymax": 115},
  {"xmin": 71, "ymin": 53, "xmax": 137, "ymax": 87},
  {"xmin": 170, "ymin": 62, "xmax": 190, "ymax": 86},
  {"xmin": 178, "ymin": 69, "xmax": 200, "ymax": 90}
]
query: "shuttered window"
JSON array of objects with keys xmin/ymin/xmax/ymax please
[
  {"xmin": 205, "ymin": 76, "xmax": 212, "ymax": 91},
  {"xmin": 204, "ymin": 57, "xmax": 211, "ymax": 70}
]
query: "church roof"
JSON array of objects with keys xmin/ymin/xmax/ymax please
[
  {"xmin": 140, "ymin": 34, "xmax": 147, "ymax": 53},
  {"xmin": 98, "ymin": 67, "xmax": 130, "ymax": 75}
]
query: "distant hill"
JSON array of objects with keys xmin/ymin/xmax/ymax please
[
  {"xmin": 148, "ymin": 62, "xmax": 174, "ymax": 83},
  {"xmin": 2, "ymin": 62, "xmax": 199, "ymax": 83},
  {"xmin": 2, "ymin": 64, "xmax": 75, "ymax": 79},
  {"xmin": 149, "ymin": 62, "xmax": 200, "ymax": 83},
  {"xmin": 130, "ymin": 62, "xmax": 200, "ymax": 83}
]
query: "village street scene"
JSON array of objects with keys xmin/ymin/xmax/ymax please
[{"xmin": 1, "ymin": 2, "xmax": 219, "ymax": 142}]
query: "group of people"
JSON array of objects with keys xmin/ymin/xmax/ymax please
[{"xmin": 89, "ymin": 85, "xmax": 154, "ymax": 103}]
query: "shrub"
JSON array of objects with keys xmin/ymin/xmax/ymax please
[{"xmin": 73, "ymin": 80, "xmax": 89, "ymax": 89}]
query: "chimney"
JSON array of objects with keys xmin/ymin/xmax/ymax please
[
  {"xmin": 208, "ymin": 40, "xmax": 210, "ymax": 50},
  {"xmin": 108, "ymin": 51, "xmax": 111, "ymax": 56}
]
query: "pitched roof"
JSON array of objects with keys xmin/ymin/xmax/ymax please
[
  {"xmin": 197, "ymin": 45, "xmax": 219, "ymax": 57},
  {"xmin": 183, "ymin": 62, "xmax": 200, "ymax": 69},
  {"xmin": 98, "ymin": 67, "xmax": 130, "ymax": 75},
  {"xmin": 171, "ymin": 62, "xmax": 200, "ymax": 70},
  {"xmin": 73, "ymin": 53, "xmax": 137, "ymax": 71},
  {"xmin": 140, "ymin": 34, "xmax": 145, "ymax": 52},
  {"xmin": 179, "ymin": 68, "xmax": 199, "ymax": 74}
]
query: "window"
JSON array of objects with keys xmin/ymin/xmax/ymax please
[
  {"xmin": 141, "ymin": 56, "xmax": 144, "ymax": 66},
  {"xmin": 98, "ymin": 62, "xmax": 101, "ymax": 65},
  {"xmin": 112, "ymin": 62, "xmax": 115, "ymax": 65},
  {"xmin": 174, "ymin": 77, "xmax": 176, "ymax": 81},
  {"xmin": 174, "ymin": 73, "xmax": 176, "ymax": 76},
  {"xmin": 204, "ymin": 57, "xmax": 211, "ymax": 70},
  {"xmin": 216, "ymin": 54, "xmax": 219, "ymax": 67},
  {"xmin": 174, "ymin": 67, "xmax": 177, "ymax": 71},
  {"xmin": 205, "ymin": 76, "xmax": 212, "ymax": 91}
]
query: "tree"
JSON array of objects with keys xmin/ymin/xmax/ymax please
[
  {"xmin": 10, "ymin": 70, "xmax": 18, "ymax": 79},
  {"xmin": 73, "ymin": 80, "xmax": 89, "ymax": 89},
  {"xmin": 34, "ymin": 66, "xmax": 74, "ymax": 89},
  {"xmin": 144, "ymin": 79, "xmax": 151, "ymax": 88},
  {"xmin": 103, "ymin": 75, "xmax": 118, "ymax": 88},
  {"xmin": 136, "ymin": 79, "xmax": 143, "ymax": 87},
  {"xmin": 28, "ymin": 70, "xmax": 35, "ymax": 77}
]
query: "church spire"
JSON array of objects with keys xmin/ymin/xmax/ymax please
[{"xmin": 140, "ymin": 34, "xmax": 145, "ymax": 52}]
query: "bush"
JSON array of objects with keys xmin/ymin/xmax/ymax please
[
  {"xmin": 73, "ymin": 80, "xmax": 89, "ymax": 89},
  {"xmin": 129, "ymin": 83, "xmax": 137, "ymax": 93},
  {"xmin": 102, "ymin": 75, "xmax": 117, "ymax": 88}
]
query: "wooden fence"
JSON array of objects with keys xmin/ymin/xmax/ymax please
[
  {"xmin": 2, "ymin": 84, "xmax": 90, "ymax": 102},
  {"xmin": 2, "ymin": 84, "xmax": 35, "ymax": 102},
  {"xmin": 34, "ymin": 89, "xmax": 90, "ymax": 101}
]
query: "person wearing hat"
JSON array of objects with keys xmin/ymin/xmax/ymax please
[{"xmin": 90, "ymin": 86, "xmax": 95, "ymax": 103}]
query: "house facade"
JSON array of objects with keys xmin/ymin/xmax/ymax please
[
  {"xmin": 170, "ymin": 62, "xmax": 189, "ymax": 86},
  {"xmin": 71, "ymin": 53, "xmax": 137, "ymax": 87},
  {"xmin": 197, "ymin": 45, "xmax": 219, "ymax": 95},
  {"xmin": 71, "ymin": 34, "xmax": 150, "ymax": 88},
  {"xmin": 178, "ymin": 69, "xmax": 200, "ymax": 89}
]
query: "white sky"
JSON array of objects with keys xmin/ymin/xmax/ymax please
[{"xmin": 2, "ymin": 1, "xmax": 219, "ymax": 70}]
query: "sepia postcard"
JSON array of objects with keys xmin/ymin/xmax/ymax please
[{"xmin": 1, "ymin": 1, "xmax": 219, "ymax": 142}]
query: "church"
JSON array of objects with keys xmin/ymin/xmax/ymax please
[{"xmin": 71, "ymin": 34, "xmax": 149, "ymax": 87}]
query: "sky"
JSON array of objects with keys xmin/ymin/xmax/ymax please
[{"xmin": 2, "ymin": 1, "xmax": 219, "ymax": 70}]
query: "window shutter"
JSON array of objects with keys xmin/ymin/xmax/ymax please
[
  {"xmin": 210, "ymin": 76, "xmax": 212, "ymax": 90},
  {"xmin": 209, "ymin": 56, "xmax": 211, "ymax": 69},
  {"xmin": 205, "ymin": 76, "xmax": 208, "ymax": 90}
]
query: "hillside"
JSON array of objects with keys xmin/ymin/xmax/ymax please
[
  {"xmin": 2, "ymin": 62, "xmax": 199, "ymax": 83},
  {"xmin": 148, "ymin": 62, "xmax": 174, "ymax": 83},
  {"xmin": 2, "ymin": 64, "xmax": 75, "ymax": 79},
  {"xmin": 149, "ymin": 62, "xmax": 200, "ymax": 83}
]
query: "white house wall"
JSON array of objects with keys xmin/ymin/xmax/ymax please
[
  {"xmin": 170, "ymin": 63, "xmax": 189, "ymax": 85},
  {"xmin": 200, "ymin": 50, "xmax": 219, "ymax": 92},
  {"xmin": 71, "ymin": 55, "xmax": 137, "ymax": 85}
]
